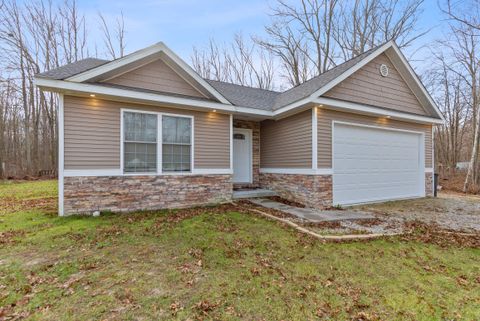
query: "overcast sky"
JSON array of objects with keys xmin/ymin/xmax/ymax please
[{"xmin": 68, "ymin": 0, "xmax": 448, "ymax": 72}]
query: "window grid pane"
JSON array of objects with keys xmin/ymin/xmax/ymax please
[
  {"xmin": 123, "ymin": 112, "xmax": 158, "ymax": 173},
  {"xmin": 162, "ymin": 116, "xmax": 192, "ymax": 172}
]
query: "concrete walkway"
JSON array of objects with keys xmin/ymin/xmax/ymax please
[{"xmin": 249, "ymin": 198, "xmax": 374, "ymax": 222}]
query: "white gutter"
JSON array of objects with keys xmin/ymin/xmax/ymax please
[
  {"xmin": 35, "ymin": 77, "xmax": 444, "ymax": 124},
  {"xmin": 314, "ymin": 97, "xmax": 444, "ymax": 125},
  {"xmin": 34, "ymin": 77, "xmax": 270, "ymax": 117}
]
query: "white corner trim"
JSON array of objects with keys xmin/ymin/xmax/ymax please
[
  {"xmin": 58, "ymin": 94, "xmax": 64, "ymax": 216},
  {"xmin": 315, "ymin": 97, "xmax": 444, "ymax": 124},
  {"xmin": 312, "ymin": 107, "xmax": 318, "ymax": 169},
  {"xmin": 229, "ymin": 114, "xmax": 233, "ymax": 171},
  {"xmin": 425, "ymin": 168, "xmax": 434, "ymax": 173},
  {"xmin": 34, "ymin": 78, "xmax": 270, "ymax": 117},
  {"xmin": 260, "ymin": 168, "xmax": 333, "ymax": 175},
  {"xmin": 64, "ymin": 168, "xmax": 232, "ymax": 177}
]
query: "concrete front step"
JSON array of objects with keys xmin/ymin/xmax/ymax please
[
  {"xmin": 232, "ymin": 189, "xmax": 277, "ymax": 199},
  {"xmin": 249, "ymin": 198, "xmax": 375, "ymax": 222}
]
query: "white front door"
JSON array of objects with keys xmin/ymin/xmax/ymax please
[
  {"xmin": 233, "ymin": 128, "xmax": 252, "ymax": 183},
  {"xmin": 333, "ymin": 123, "xmax": 424, "ymax": 205}
]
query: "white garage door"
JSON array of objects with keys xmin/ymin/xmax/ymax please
[{"xmin": 333, "ymin": 123, "xmax": 424, "ymax": 205}]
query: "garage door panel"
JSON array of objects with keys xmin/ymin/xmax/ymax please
[{"xmin": 333, "ymin": 123, "xmax": 424, "ymax": 205}]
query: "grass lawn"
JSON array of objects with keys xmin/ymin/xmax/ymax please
[{"xmin": 1, "ymin": 180, "xmax": 479, "ymax": 320}]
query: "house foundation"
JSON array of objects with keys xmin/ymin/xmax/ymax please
[
  {"xmin": 63, "ymin": 174, "xmax": 232, "ymax": 215},
  {"xmin": 259, "ymin": 173, "xmax": 333, "ymax": 208}
]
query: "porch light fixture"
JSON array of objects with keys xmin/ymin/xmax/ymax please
[{"xmin": 90, "ymin": 94, "xmax": 95, "ymax": 97}]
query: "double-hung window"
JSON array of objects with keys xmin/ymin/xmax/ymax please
[
  {"xmin": 123, "ymin": 112, "xmax": 158, "ymax": 173},
  {"xmin": 122, "ymin": 110, "xmax": 192, "ymax": 174},
  {"xmin": 162, "ymin": 116, "xmax": 192, "ymax": 172}
]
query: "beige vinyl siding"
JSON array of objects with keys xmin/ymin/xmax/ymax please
[
  {"xmin": 260, "ymin": 110, "xmax": 312, "ymax": 168},
  {"xmin": 324, "ymin": 53, "xmax": 429, "ymax": 116},
  {"xmin": 317, "ymin": 108, "xmax": 433, "ymax": 168},
  {"xmin": 103, "ymin": 58, "xmax": 206, "ymax": 98},
  {"xmin": 63, "ymin": 95, "xmax": 230, "ymax": 170}
]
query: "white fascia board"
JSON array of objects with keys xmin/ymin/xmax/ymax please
[
  {"xmin": 36, "ymin": 76, "xmax": 443, "ymax": 125},
  {"xmin": 314, "ymin": 97, "xmax": 444, "ymax": 124},
  {"xmin": 309, "ymin": 41, "xmax": 395, "ymax": 99},
  {"xmin": 389, "ymin": 43, "xmax": 445, "ymax": 121},
  {"xmin": 66, "ymin": 42, "xmax": 231, "ymax": 105},
  {"xmin": 34, "ymin": 78, "xmax": 270, "ymax": 117},
  {"xmin": 271, "ymin": 97, "xmax": 313, "ymax": 118}
]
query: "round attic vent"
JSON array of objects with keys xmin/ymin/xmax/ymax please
[{"xmin": 379, "ymin": 64, "xmax": 389, "ymax": 77}]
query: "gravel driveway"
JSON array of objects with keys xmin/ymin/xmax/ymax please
[{"xmin": 354, "ymin": 192, "xmax": 480, "ymax": 232}]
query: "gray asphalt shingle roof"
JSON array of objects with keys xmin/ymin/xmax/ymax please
[
  {"xmin": 36, "ymin": 58, "xmax": 109, "ymax": 80},
  {"xmin": 36, "ymin": 46, "xmax": 378, "ymax": 111},
  {"xmin": 206, "ymin": 80, "xmax": 280, "ymax": 110}
]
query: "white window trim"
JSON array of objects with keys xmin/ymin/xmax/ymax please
[{"xmin": 120, "ymin": 108, "xmax": 194, "ymax": 175}]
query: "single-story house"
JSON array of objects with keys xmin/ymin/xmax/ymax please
[{"xmin": 35, "ymin": 41, "xmax": 444, "ymax": 216}]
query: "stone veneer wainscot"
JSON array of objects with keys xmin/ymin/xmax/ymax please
[
  {"xmin": 259, "ymin": 173, "xmax": 332, "ymax": 208},
  {"xmin": 64, "ymin": 174, "xmax": 232, "ymax": 215}
]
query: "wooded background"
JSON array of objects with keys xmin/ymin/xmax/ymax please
[{"xmin": 1, "ymin": 0, "xmax": 479, "ymax": 192}]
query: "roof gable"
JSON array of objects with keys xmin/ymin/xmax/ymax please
[
  {"xmin": 323, "ymin": 53, "xmax": 430, "ymax": 116},
  {"xmin": 67, "ymin": 42, "xmax": 231, "ymax": 105},
  {"xmin": 101, "ymin": 58, "xmax": 207, "ymax": 99}
]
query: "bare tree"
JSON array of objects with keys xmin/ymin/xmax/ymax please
[
  {"xmin": 191, "ymin": 35, "xmax": 276, "ymax": 90},
  {"xmin": 0, "ymin": 0, "xmax": 127, "ymax": 178},
  {"xmin": 99, "ymin": 11, "xmax": 126, "ymax": 59},
  {"xmin": 254, "ymin": 0, "xmax": 427, "ymax": 86},
  {"xmin": 440, "ymin": 0, "xmax": 480, "ymax": 192},
  {"xmin": 427, "ymin": 53, "xmax": 469, "ymax": 174},
  {"xmin": 334, "ymin": 0, "xmax": 427, "ymax": 60}
]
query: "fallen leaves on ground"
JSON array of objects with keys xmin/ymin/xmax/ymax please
[{"xmin": 402, "ymin": 221, "xmax": 480, "ymax": 248}]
